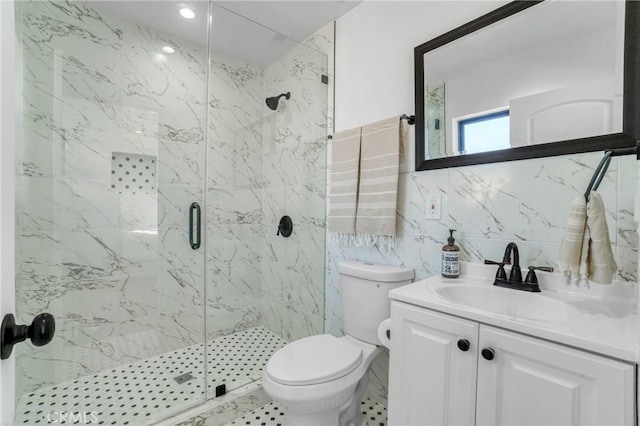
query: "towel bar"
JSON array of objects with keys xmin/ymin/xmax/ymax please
[
  {"xmin": 605, "ymin": 140, "xmax": 640, "ymax": 158},
  {"xmin": 327, "ymin": 114, "xmax": 415, "ymax": 139}
]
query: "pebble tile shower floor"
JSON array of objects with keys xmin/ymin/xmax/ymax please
[
  {"xmin": 226, "ymin": 398, "xmax": 388, "ymax": 426},
  {"xmin": 16, "ymin": 327, "xmax": 287, "ymax": 425}
]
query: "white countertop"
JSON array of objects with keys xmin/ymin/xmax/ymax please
[{"xmin": 389, "ymin": 262, "xmax": 639, "ymax": 363}]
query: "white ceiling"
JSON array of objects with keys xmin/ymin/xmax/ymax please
[
  {"xmin": 83, "ymin": 0, "xmax": 361, "ymax": 66},
  {"xmin": 215, "ymin": 1, "xmax": 356, "ymax": 42}
]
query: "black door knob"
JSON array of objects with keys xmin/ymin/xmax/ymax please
[
  {"xmin": 29, "ymin": 313, "xmax": 55, "ymax": 346},
  {"xmin": 481, "ymin": 347, "xmax": 495, "ymax": 361},
  {"xmin": 457, "ymin": 339, "xmax": 470, "ymax": 352},
  {"xmin": 1, "ymin": 313, "xmax": 56, "ymax": 360}
]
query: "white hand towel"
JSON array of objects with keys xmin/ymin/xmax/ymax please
[
  {"xmin": 355, "ymin": 116, "xmax": 403, "ymax": 249},
  {"xmin": 585, "ymin": 192, "xmax": 617, "ymax": 284},
  {"xmin": 328, "ymin": 127, "xmax": 362, "ymax": 245}
]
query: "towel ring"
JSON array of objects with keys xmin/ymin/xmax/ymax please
[{"xmin": 584, "ymin": 151, "xmax": 612, "ymax": 201}]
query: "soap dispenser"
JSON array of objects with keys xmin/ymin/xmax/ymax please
[{"xmin": 442, "ymin": 229, "xmax": 460, "ymax": 278}]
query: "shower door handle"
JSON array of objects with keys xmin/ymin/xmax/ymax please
[{"xmin": 189, "ymin": 202, "xmax": 201, "ymax": 250}]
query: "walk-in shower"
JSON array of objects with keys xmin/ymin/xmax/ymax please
[{"xmin": 12, "ymin": 0, "xmax": 331, "ymax": 423}]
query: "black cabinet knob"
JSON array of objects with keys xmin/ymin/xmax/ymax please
[
  {"xmin": 481, "ymin": 347, "xmax": 495, "ymax": 361},
  {"xmin": 1, "ymin": 313, "xmax": 56, "ymax": 360},
  {"xmin": 457, "ymin": 339, "xmax": 470, "ymax": 352}
]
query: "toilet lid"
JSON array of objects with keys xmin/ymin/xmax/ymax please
[{"xmin": 267, "ymin": 335, "xmax": 363, "ymax": 386}]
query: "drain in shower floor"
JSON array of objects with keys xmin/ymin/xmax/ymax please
[{"xmin": 174, "ymin": 373, "xmax": 196, "ymax": 384}]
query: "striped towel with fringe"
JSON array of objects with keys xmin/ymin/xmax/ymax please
[
  {"xmin": 355, "ymin": 116, "xmax": 403, "ymax": 250},
  {"xmin": 328, "ymin": 127, "xmax": 362, "ymax": 245}
]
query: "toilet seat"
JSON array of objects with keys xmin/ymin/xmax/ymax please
[{"xmin": 266, "ymin": 334, "xmax": 363, "ymax": 386}]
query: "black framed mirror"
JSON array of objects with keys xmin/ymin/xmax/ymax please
[{"xmin": 415, "ymin": 0, "xmax": 640, "ymax": 171}]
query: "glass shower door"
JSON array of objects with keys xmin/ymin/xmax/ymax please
[
  {"xmin": 204, "ymin": 2, "xmax": 329, "ymax": 396},
  {"xmin": 13, "ymin": 1, "xmax": 208, "ymax": 423}
]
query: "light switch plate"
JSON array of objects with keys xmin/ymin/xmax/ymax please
[{"xmin": 426, "ymin": 194, "xmax": 441, "ymax": 220}]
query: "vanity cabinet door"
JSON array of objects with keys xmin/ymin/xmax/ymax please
[
  {"xmin": 476, "ymin": 326, "xmax": 634, "ymax": 426},
  {"xmin": 388, "ymin": 301, "xmax": 479, "ymax": 426}
]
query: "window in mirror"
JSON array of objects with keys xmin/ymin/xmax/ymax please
[{"xmin": 457, "ymin": 110, "xmax": 509, "ymax": 155}]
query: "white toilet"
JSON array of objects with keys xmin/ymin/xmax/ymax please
[{"xmin": 262, "ymin": 260, "xmax": 414, "ymax": 426}]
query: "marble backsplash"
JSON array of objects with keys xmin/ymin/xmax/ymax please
[
  {"xmin": 325, "ymin": 131, "xmax": 638, "ymax": 403},
  {"xmin": 16, "ymin": 0, "xmax": 330, "ymax": 399}
]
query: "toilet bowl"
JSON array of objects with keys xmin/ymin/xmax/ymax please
[
  {"xmin": 263, "ymin": 334, "xmax": 380, "ymax": 425},
  {"xmin": 262, "ymin": 261, "xmax": 414, "ymax": 425}
]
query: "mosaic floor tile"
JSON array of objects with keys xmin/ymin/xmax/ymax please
[{"xmin": 15, "ymin": 327, "xmax": 286, "ymax": 425}]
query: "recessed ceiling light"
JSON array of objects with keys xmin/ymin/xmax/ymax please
[
  {"xmin": 162, "ymin": 46, "xmax": 175, "ymax": 54},
  {"xmin": 179, "ymin": 7, "xmax": 195, "ymax": 19}
]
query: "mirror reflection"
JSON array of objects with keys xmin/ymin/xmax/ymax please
[{"xmin": 422, "ymin": 1, "xmax": 625, "ymax": 161}]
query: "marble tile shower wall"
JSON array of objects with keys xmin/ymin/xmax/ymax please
[
  {"xmin": 259, "ymin": 33, "xmax": 329, "ymax": 342},
  {"xmin": 325, "ymin": 141, "xmax": 638, "ymax": 403},
  {"xmin": 205, "ymin": 29, "xmax": 330, "ymax": 343},
  {"xmin": 206, "ymin": 51, "xmax": 265, "ymax": 339},
  {"xmin": 15, "ymin": 0, "xmax": 208, "ymax": 394}
]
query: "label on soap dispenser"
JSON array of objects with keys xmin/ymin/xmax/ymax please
[{"xmin": 441, "ymin": 251, "xmax": 460, "ymax": 278}]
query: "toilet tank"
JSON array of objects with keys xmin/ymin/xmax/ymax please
[{"xmin": 339, "ymin": 260, "xmax": 414, "ymax": 345}]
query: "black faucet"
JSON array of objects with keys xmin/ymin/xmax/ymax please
[
  {"xmin": 502, "ymin": 242, "xmax": 522, "ymax": 283},
  {"xmin": 484, "ymin": 242, "xmax": 545, "ymax": 292}
]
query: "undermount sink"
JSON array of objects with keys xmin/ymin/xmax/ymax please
[{"xmin": 436, "ymin": 285, "xmax": 570, "ymax": 322}]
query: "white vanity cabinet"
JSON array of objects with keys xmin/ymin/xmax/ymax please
[
  {"xmin": 476, "ymin": 326, "xmax": 634, "ymax": 426},
  {"xmin": 387, "ymin": 302, "xmax": 479, "ymax": 425},
  {"xmin": 388, "ymin": 301, "xmax": 635, "ymax": 426}
]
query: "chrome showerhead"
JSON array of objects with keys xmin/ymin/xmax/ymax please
[{"xmin": 266, "ymin": 92, "xmax": 290, "ymax": 110}]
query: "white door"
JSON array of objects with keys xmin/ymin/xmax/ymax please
[
  {"xmin": 0, "ymin": 0, "xmax": 17, "ymax": 424},
  {"xmin": 388, "ymin": 301, "xmax": 479, "ymax": 426},
  {"xmin": 476, "ymin": 326, "xmax": 634, "ymax": 426},
  {"xmin": 509, "ymin": 80, "xmax": 622, "ymax": 148}
]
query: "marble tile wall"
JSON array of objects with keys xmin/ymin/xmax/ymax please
[
  {"xmin": 15, "ymin": 0, "xmax": 208, "ymax": 396},
  {"xmin": 206, "ymin": 50, "xmax": 265, "ymax": 340},
  {"xmin": 325, "ymin": 131, "xmax": 638, "ymax": 402},
  {"xmin": 205, "ymin": 24, "xmax": 331, "ymax": 344},
  {"xmin": 259, "ymin": 27, "xmax": 330, "ymax": 342}
]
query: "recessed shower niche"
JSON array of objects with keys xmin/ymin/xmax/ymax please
[{"xmin": 111, "ymin": 152, "xmax": 157, "ymax": 194}]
